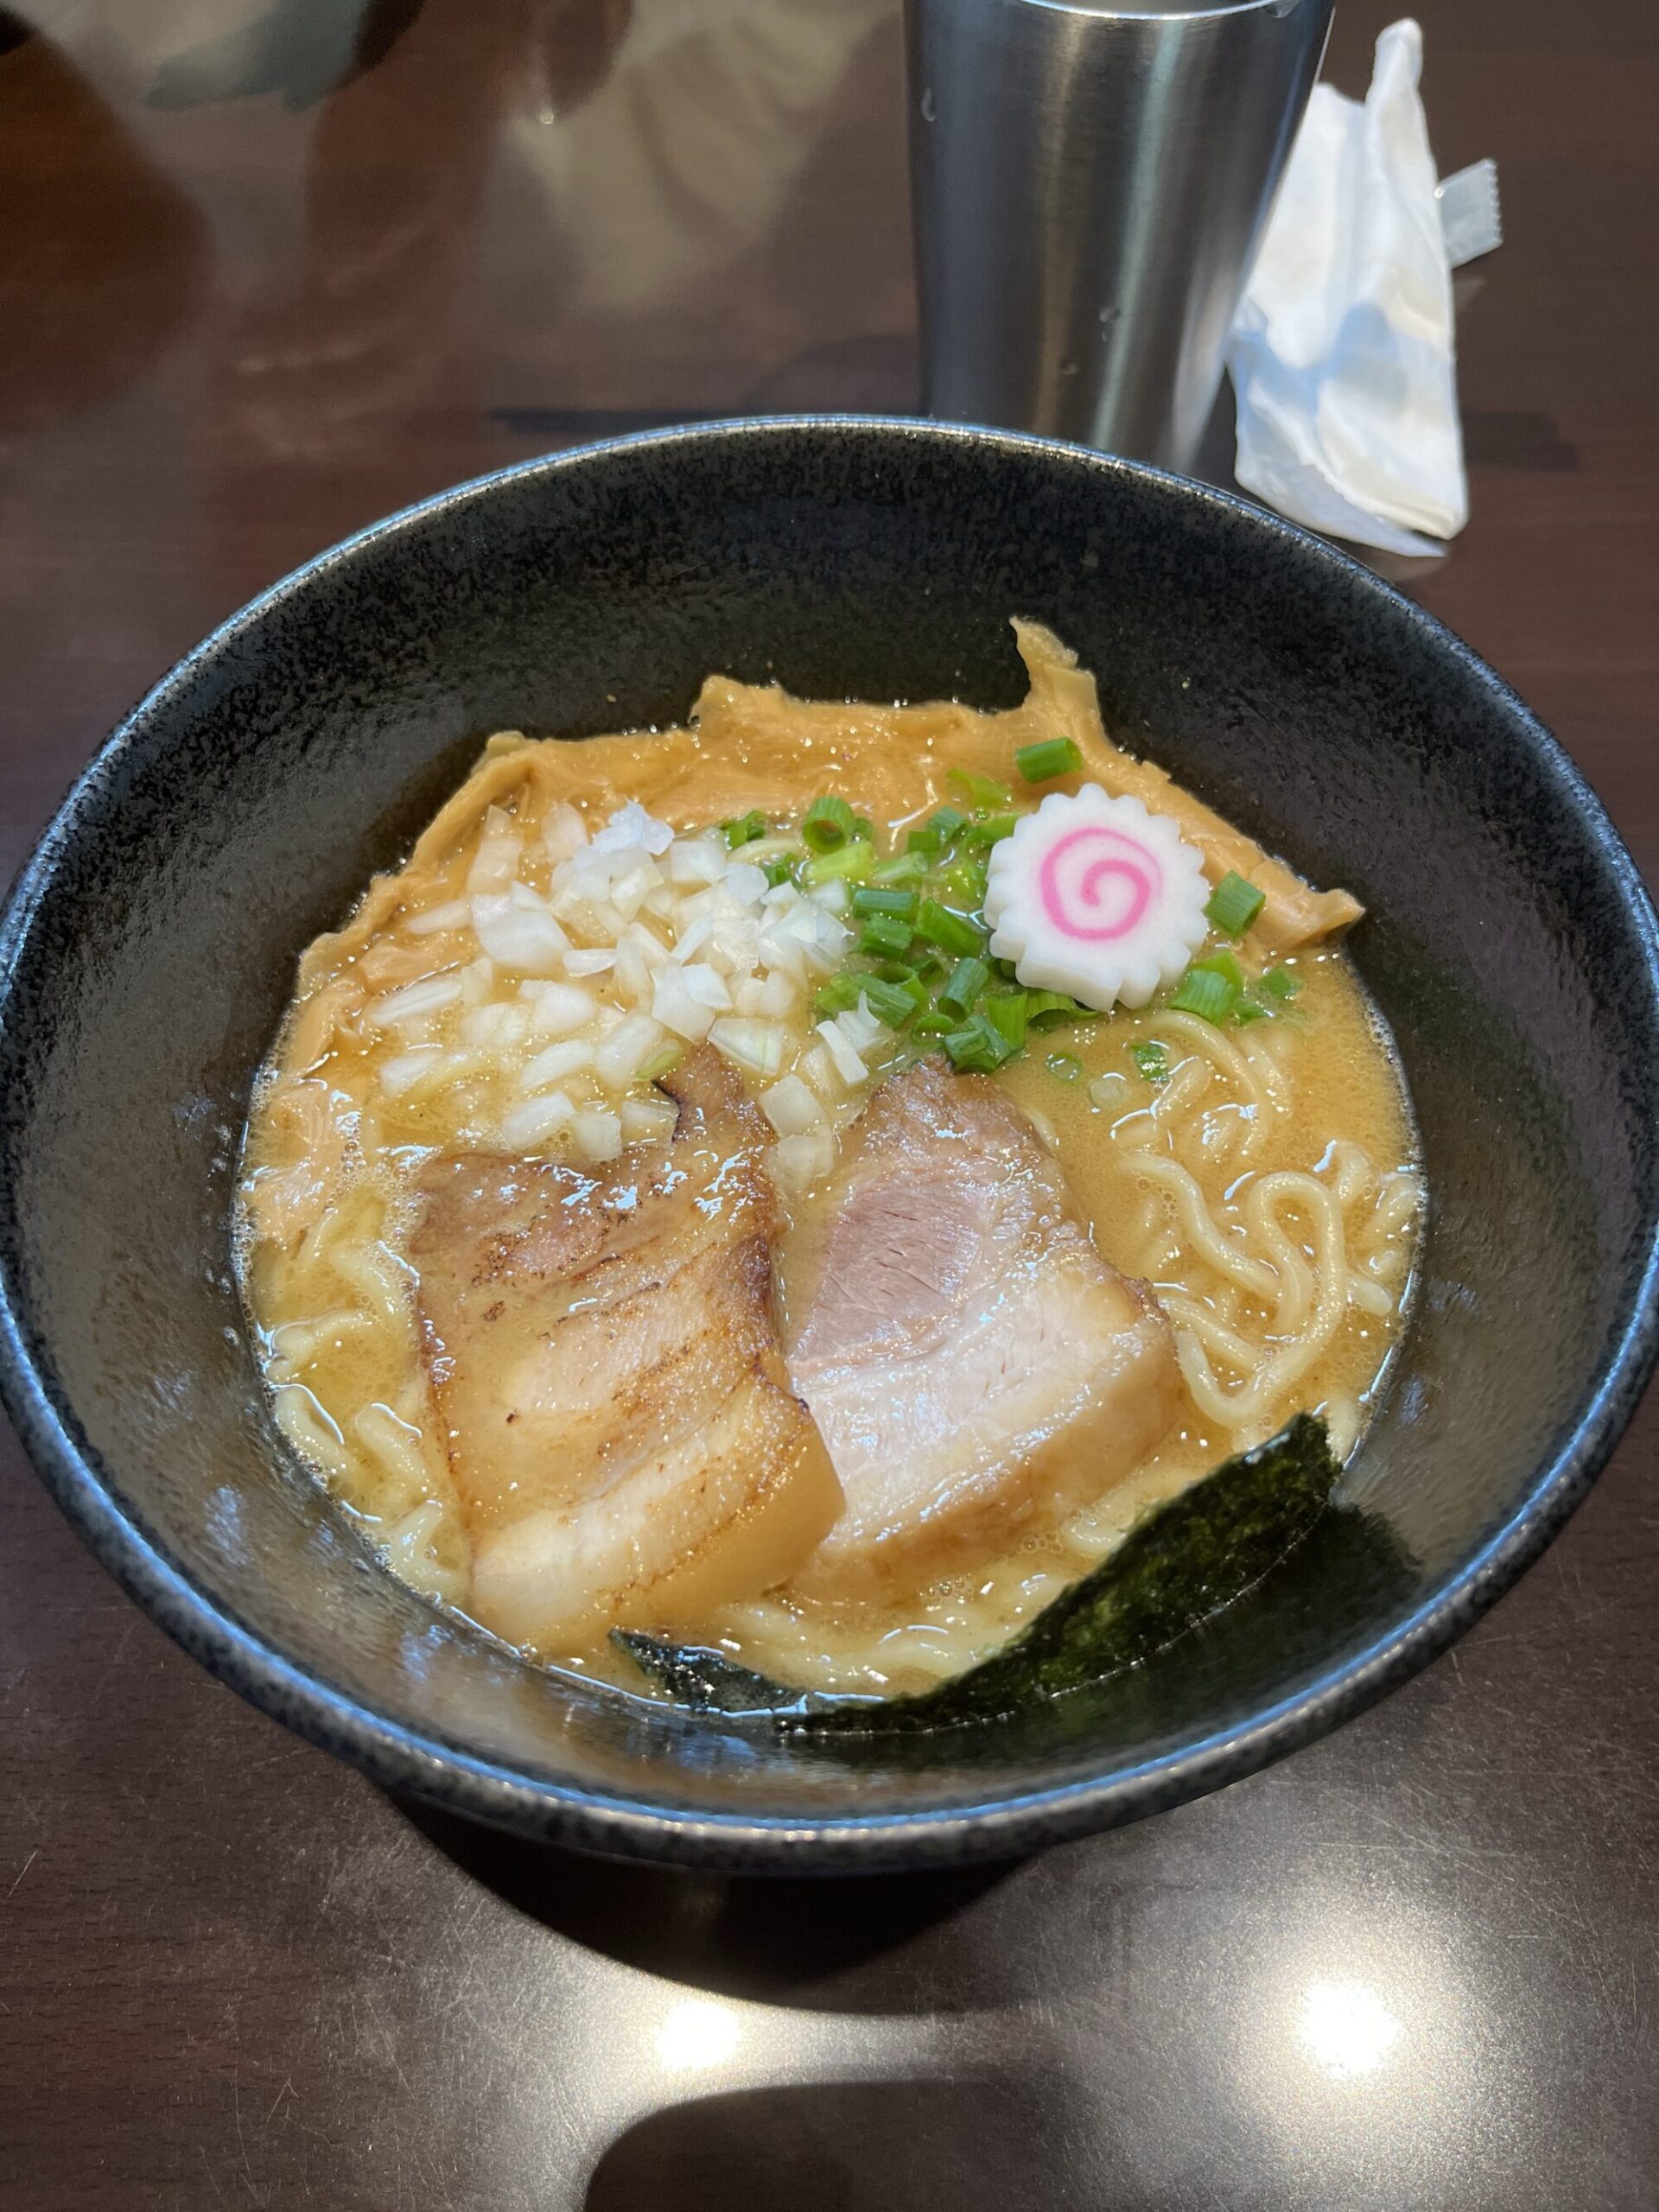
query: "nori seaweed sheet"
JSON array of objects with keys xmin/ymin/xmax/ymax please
[{"xmin": 615, "ymin": 1413, "xmax": 1389, "ymax": 1735}]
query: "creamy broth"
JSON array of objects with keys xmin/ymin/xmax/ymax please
[{"xmin": 238, "ymin": 626, "xmax": 1421, "ymax": 1697}]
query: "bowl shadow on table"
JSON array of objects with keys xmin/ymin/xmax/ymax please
[
  {"xmin": 582, "ymin": 2075, "xmax": 1109, "ymax": 2212},
  {"xmin": 393, "ymin": 1791, "xmax": 1020, "ymax": 2013},
  {"xmin": 390, "ymin": 1485, "xmax": 1420, "ymax": 2013}
]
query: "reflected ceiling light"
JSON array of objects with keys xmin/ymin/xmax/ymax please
[
  {"xmin": 1298, "ymin": 1977, "xmax": 1403, "ymax": 2082},
  {"xmin": 655, "ymin": 1996, "xmax": 742, "ymax": 2073}
]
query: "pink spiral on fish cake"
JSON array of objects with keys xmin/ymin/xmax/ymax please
[{"xmin": 1038, "ymin": 825, "xmax": 1162, "ymax": 943}]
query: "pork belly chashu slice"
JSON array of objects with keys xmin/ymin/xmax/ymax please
[
  {"xmin": 410, "ymin": 1050, "xmax": 841, "ymax": 1650},
  {"xmin": 784, "ymin": 1057, "xmax": 1181, "ymax": 1600}
]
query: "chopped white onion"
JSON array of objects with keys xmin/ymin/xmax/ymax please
[
  {"xmin": 621, "ymin": 921, "xmax": 669, "ymax": 972},
  {"xmin": 705, "ymin": 916, "xmax": 762, "ymax": 976},
  {"xmin": 756, "ymin": 924, "xmax": 807, "ymax": 985},
  {"xmin": 756, "ymin": 967, "xmax": 799, "ymax": 1018},
  {"xmin": 404, "ymin": 898, "xmax": 471, "ymax": 938},
  {"xmin": 525, "ymin": 981, "xmax": 597, "ymax": 1036},
  {"xmin": 709, "ymin": 1017, "xmax": 789, "ymax": 1080},
  {"xmin": 365, "ymin": 976, "xmax": 464, "ymax": 1029},
  {"xmin": 610, "ymin": 859, "xmax": 664, "ymax": 922},
  {"xmin": 668, "ymin": 837, "xmax": 727, "ymax": 888},
  {"xmin": 593, "ymin": 802, "xmax": 673, "ymax": 856},
  {"xmin": 838, "ymin": 996, "xmax": 889, "ymax": 1054},
  {"xmin": 550, "ymin": 877, "xmax": 627, "ymax": 942},
  {"xmin": 459, "ymin": 957, "xmax": 493, "ymax": 1007},
  {"xmin": 652, "ymin": 965, "xmax": 722, "ymax": 1042},
  {"xmin": 724, "ymin": 861, "xmax": 768, "ymax": 907},
  {"xmin": 378, "ymin": 1046, "xmax": 442, "ymax": 1097},
  {"xmin": 518, "ymin": 1039, "xmax": 593, "ymax": 1091},
  {"xmin": 543, "ymin": 802, "xmax": 588, "ymax": 865},
  {"xmin": 776, "ymin": 900, "xmax": 849, "ymax": 976},
  {"xmin": 809, "ymin": 878, "xmax": 849, "ymax": 914},
  {"xmin": 572, "ymin": 1108, "xmax": 624, "ymax": 1163},
  {"xmin": 770, "ymin": 1126, "xmax": 836, "ymax": 1194},
  {"xmin": 467, "ymin": 807, "xmax": 522, "ymax": 894},
  {"xmin": 681, "ymin": 962, "xmax": 733, "ymax": 1008},
  {"xmin": 799, "ymin": 1040, "xmax": 842, "ymax": 1098},
  {"xmin": 760, "ymin": 1074, "xmax": 823, "ymax": 1137},
  {"xmin": 613, "ymin": 937, "xmax": 653, "ymax": 1005},
  {"xmin": 470, "ymin": 890, "xmax": 569, "ymax": 976},
  {"xmin": 459, "ymin": 1002, "xmax": 531, "ymax": 1050},
  {"xmin": 677, "ymin": 880, "xmax": 740, "ymax": 925},
  {"xmin": 816, "ymin": 1016, "xmax": 868, "ymax": 1086},
  {"xmin": 620, "ymin": 1096, "xmax": 679, "ymax": 1145},
  {"xmin": 563, "ymin": 949, "xmax": 615, "ymax": 976},
  {"xmin": 594, "ymin": 1011, "xmax": 666, "ymax": 1089},
  {"xmin": 673, "ymin": 913, "xmax": 716, "ymax": 963},
  {"xmin": 498, "ymin": 1091, "xmax": 575, "ymax": 1151},
  {"xmin": 733, "ymin": 977, "xmax": 767, "ymax": 1017},
  {"xmin": 429, "ymin": 1048, "xmax": 489, "ymax": 1092}
]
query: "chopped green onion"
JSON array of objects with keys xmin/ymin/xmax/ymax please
[
  {"xmin": 1261, "ymin": 965, "xmax": 1302, "ymax": 1001},
  {"xmin": 914, "ymin": 899, "xmax": 986, "ymax": 957},
  {"xmin": 1046, "ymin": 1051, "xmax": 1084, "ymax": 1082},
  {"xmin": 943, "ymin": 1012, "xmax": 1017, "ymax": 1072},
  {"xmin": 1204, "ymin": 870, "xmax": 1267, "ymax": 938},
  {"xmin": 760, "ymin": 855, "xmax": 796, "ymax": 889},
  {"xmin": 873, "ymin": 850, "xmax": 929, "ymax": 886},
  {"xmin": 803, "ymin": 840, "xmax": 875, "ymax": 886},
  {"xmin": 851, "ymin": 886, "xmax": 919, "ymax": 922},
  {"xmin": 947, "ymin": 768, "xmax": 1012, "ymax": 810},
  {"xmin": 933, "ymin": 858, "xmax": 989, "ymax": 909},
  {"xmin": 1232, "ymin": 999, "xmax": 1269, "ymax": 1027},
  {"xmin": 1015, "ymin": 736, "xmax": 1083, "ymax": 784},
  {"xmin": 1026, "ymin": 988, "xmax": 1101, "ymax": 1029},
  {"xmin": 721, "ymin": 809, "xmax": 767, "ymax": 849},
  {"xmin": 858, "ymin": 974, "xmax": 925, "ymax": 1027},
  {"xmin": 858, "ymin": 912, "xmax": 913, "ymax": 957},
  {"xmin": 938, "ymin": 956, "xmax": 991, "ymax": 1019},
  {"xmin": 963, "ymin": 811, "xmax": 1020, "ymax": 847},
  {"xmin": 813, "ymin": 974, "xmax": 862, "ymax": 1016},
  {"xmin": 802, "ymin": 794, "xmax": 858, "ymax": 852},
  {"xmin": 1192, "ymin": 947, "xmax": 1245, "ymax": 995},
  {"xmin": 913, "ymin": 1010, "xmax": 955, "ymax": 1036},
  {"xmin": 852, "ymin": 816, "xmax": 874, "ymax": 845},
  {"xmin": 907, "ymin": 804, "xmax": 969, "ymax": 857},
  {"xmin": 638, "ymin": 1043, "xmax": 684, "ymax": 1083},
  {"xmin": 1169, "ymin": 964, "xmax": 1238, "ymax": 1024},
  {"xmin": 982, "ymin": 992, "xmax": 1030, "ymax": 1050},
  {"xmin": 1131, "ymin": 1039, "xmax": 1169, "ymax": 1085}
]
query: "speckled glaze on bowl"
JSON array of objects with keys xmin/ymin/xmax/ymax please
[{"xmin": 1, "ymin": 419, "xmax": 1656, "ymax": 1872}]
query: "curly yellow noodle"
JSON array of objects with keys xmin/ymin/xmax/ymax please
[{"xmin": 1116, "ymin": 1147, "xmax": 1281, "ymax": 1300}]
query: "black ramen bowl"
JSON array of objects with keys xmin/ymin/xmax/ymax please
[{"xmin": 2, "ymin": 419, "xmax": 1656, "ymax": 1872}]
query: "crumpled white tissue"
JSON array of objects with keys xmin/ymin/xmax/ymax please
[{"xmin": 1230, "ymin": 20, "xmax": 1473, "ymax": 556}]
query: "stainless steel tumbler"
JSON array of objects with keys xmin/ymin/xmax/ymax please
[{"xmin": 906, "ymin": 0, "xmax": 1333, "ymax": 473}]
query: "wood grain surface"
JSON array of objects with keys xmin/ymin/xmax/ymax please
[{"xmin": 1, "ymin": 3, "xmax": 1656, "ymax": 2206}]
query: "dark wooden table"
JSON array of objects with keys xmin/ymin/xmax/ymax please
[{"xmin": 3, "ymin": 3, "xmax": 1656, "ymax": 2205}]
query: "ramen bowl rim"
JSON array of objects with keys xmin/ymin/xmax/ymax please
[{"xmin": 2, "ymin": 415, "xmax": 1656, "ymax": 1872}]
